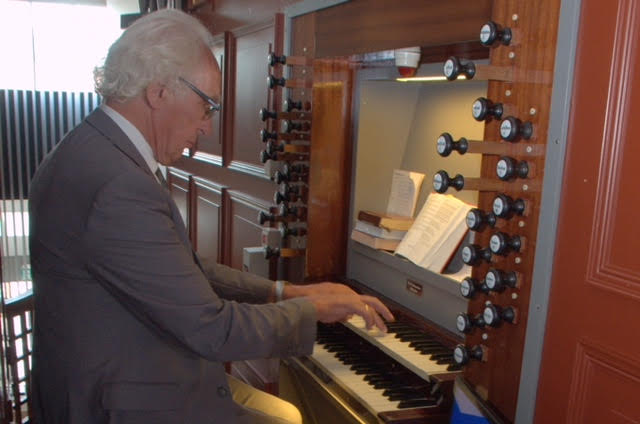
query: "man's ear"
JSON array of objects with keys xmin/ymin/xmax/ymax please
[{"xmin": 144, "ymin": 82, "xmax": 168, "ymax": 110}]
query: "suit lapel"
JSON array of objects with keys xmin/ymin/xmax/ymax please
[{"xmin": 85, "ymin": 108, "xmax": 199, "ymax": 263}]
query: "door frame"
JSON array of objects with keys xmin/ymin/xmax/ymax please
[{"xmin": 515, "ymin": 0, "xmax": 583, "ymax": 421}]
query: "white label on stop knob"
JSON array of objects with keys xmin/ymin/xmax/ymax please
[
  {"xmin": 496, "ymin": 159, "xmax": 508, "ymax": 178},
  {"xmin": 500, "ymin": 119, "xmax": 513, "ymax": 138}
]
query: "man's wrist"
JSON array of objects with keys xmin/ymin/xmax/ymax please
[{"xmin": 275, "ymin": 280, "xmax": 290, "ymax": 302}]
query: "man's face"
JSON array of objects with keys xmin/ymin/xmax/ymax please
[{"xmin": 154, "ymin": 54, "xmax": 222, "ymax": 165}]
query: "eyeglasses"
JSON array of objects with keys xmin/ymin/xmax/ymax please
[{"xmin": 178, "ymin": 77, "xmax": 221, "ymax": 120}]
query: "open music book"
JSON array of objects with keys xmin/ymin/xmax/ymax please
[
  {"xmin": 386, "ymin": 169, "xmax": 425, "ymax": 217},
  {"xmin": 395, "ymin": 192, "xmax": 472, "ymax": 274}
]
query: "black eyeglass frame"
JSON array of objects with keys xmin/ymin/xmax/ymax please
[{"xmin": 178, "ymin": 77, "xmax": 221, "ymax": 119}]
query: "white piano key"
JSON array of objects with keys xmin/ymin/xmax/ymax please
[
  {"xmin": 343, "ymin": 316, "xmax": 452, "ymax": 379},
  {"xmin": 311, "ymin": 343, "xmax": 401, "ymax": 414}
]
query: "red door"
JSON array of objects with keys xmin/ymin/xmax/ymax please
[{"xmin": 535, "ymin": 0, "xmax": 640, "ymax": 422}]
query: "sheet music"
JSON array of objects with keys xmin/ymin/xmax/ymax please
[
  {"xmin": 395, "ymin": 193, "xmax": 471, "ymax": 272},
  {"xmin": 386, "ymin": 169, "xmax": 425, "ymax": 217}
]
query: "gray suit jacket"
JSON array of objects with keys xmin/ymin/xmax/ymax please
[{"xmin": 28, "ymin": 108, "xmax": 316, "ymax": 424}]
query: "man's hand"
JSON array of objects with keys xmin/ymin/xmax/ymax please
[
  {"xmin": 305, "ymin": 293, "xmax": 394, "ymax": 332},
  {"xmin": 280, "ymin": 281, "xmax": 395, "ymax": 332}
]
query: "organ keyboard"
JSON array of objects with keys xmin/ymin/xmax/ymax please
[{"xmin": 290, "ymin": 316, "xmax": 461, "ymax": 423}]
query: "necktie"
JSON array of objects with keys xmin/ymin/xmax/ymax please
[{"xmin": 155, "ymin": 168, "xmax": 169, "ymax": 189}]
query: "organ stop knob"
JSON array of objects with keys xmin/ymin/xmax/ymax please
[
  {"xmin": 492, "ymin": 194, "xmax": 526, "ymax": 218},
  {"xmin": 500, "ymin": 116, "xmax": 533, "ymax": 141},
  {"xmin": 489, "ymin": 232, "xmax": 522, "ymax": 255},
  {"xmin": 472, "ymin": 97, "xmax": 503, "ymax": 122},
  {"xmin": 436, "ymin": 133, "xmax": 468, "ymax": 156},
  {"xmin": 453, "ymin": 344, "xmax": 485, "ymax": 365},
  {"xmin": 483, "ymin": 304, "xmax": 516, "ymax": 327},
  {"xmin": 485, "ymin": 268, "xmax": 518, "ymax": 292},
  {"xmin": 479, "ymin": 21, "xmax": 513, "ymax": 46}
]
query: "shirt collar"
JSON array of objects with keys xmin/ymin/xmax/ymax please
[{"xmin": 101, "ymin": 103, "xmax": 159, "ymax": 175}]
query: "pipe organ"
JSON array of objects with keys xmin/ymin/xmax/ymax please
[{"xmin": 254, "ymin": 1, "xmax": 561, "ymax": 422}]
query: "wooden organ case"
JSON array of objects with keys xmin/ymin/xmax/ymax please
[{"xmin": 258, "ymin": 1, "xmax": 562, "ymax": 423}]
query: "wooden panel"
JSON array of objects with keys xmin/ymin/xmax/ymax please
[
  {"xmin": 450, "ymin": 1, "xmax": 561, "ymax": 422},
  {"xmin": 168, "ymin": 167, "xmax": 191, "ymax": 235},
  {"xmin": 231, "ymin": 23, "xmax": 274, "ymax": 170},
  {"xmin": 305, "ymin": 59, "xmax": 353, "ymax": 280},
  {"xmin": 194, "ymin": 177, "xmax": 225, "ymax": 263},
  {"xmin": 192, "ymin": 0, "xmax": 300, "ymax": 34},
  {"xmin": 314, "ymin": 0, "xmax": 492, "ymax": 57},
  {"xmin": 536, "ymin": 0, "xmax": 640, "ymax": 421},
  {"xmin": 227, "ymin": 190, "xmax": 271, "ymax": 270}
]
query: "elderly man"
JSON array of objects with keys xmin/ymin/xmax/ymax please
[{"xmin": 29, "ymin": 9, "xmax": 392, "ymax": 424}]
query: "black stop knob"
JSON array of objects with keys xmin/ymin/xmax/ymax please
[
  {"xmin": 479, "ymin": 21, "xmax": 513, "ymax": 46},
  {"xmin": 492, "ymin": 194, "xmax": 526, "ymax": 218},
  {"xmin": 279, "ymin": 223, "xmax": 306, "ymax": 239},
  {"xmin": 268, "ymin": 53, "xmax": 287, "ymax": 67},
  {"xmin": 259, "ymin": 150, "xmax": 274, "ymax": 163},
  {"xmin": 460, "ymin": 277, "xmax": 483, "ymax": 299},
  {"xmin": 443, "ymin": 56, "xmax": 476, "ymax": 81},
  {"xmin": 456, "ymin": 313, "xmax": 486, "ymax": 333},
  {"xmin": 500, "ymin": 116, "xmax": 533, "ymax": 141},
  {"xmin": 260, "ymin": 129, "xmax": 277, "ymax": 142},
  {"xmin": 472, "ymin": 97, "xmax": 504, "ymax": 122},
  {"xmin": 489, "ymin": 232, "xmax": 522, "ymax": 255},
  {"xmin": 436, "ymin": 133, "xmax": 468, "ymax": 157},
  {"xmin": 258, "ymin": 210, "xmax": 275, "ymax": 225},
  {"xmin": 274, "ymin": 190, "xmax": 287, "ymax": 204},
  {"xmin": 265, "ymin": 141, "xmax": 284, "ymax": 155},
  {"xmin": 483, "ymin": 304, "xmax": 516, "ymax": 327},
  {"xmin": 259, "ymin": 108, "xmax": 277, "ymax": 121},
  {"xmin": 461, "ymin": 244, "xmax": 492, "ymax": 266},
  {"xmin": 432, "ymin": 171, "xmax": 465, "ymax": 193},
  {"xmin": 283, "ymin": 120, "xmax": 310, "ymax": 133},
  {"xmin": 466, "ymin": 208, "xmax": 496, "ymax": 231},
  {"xmin": 267, "ymin": 75, "xmax": 286, "ymax": 89},
  {"xmin": 496, "ymin": 157, "xmax": 529, "ymax": 181},
  {"xmin": 485, "ymin": 268, "xmax": 518, "ymax": 292},
  {"xmin": 453, "ymin": 344, "xmax": 484, "ymax": 365},
  {"xmin": 284, "ymin": 98, "xmax": 305, "ymax": 111}
]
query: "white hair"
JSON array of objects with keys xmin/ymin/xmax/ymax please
[{"xmin": 94, "ymin": 9, "xmax": 215, "ymax": 102}]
